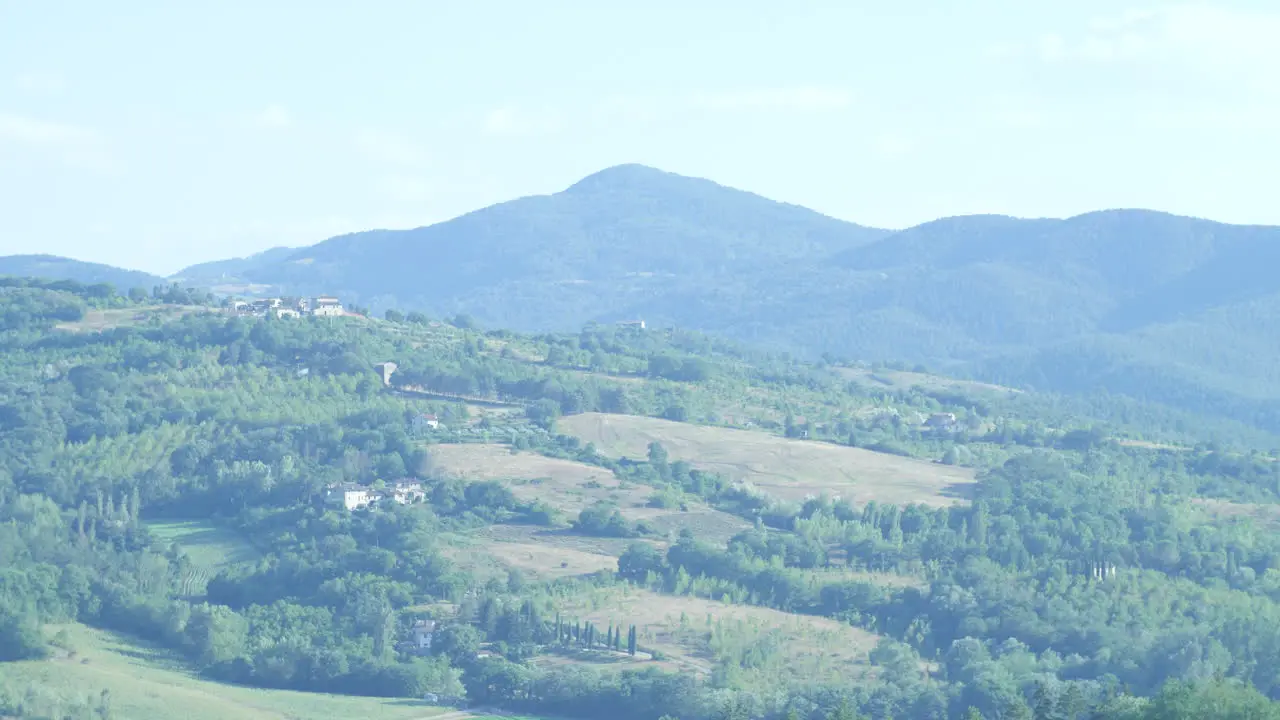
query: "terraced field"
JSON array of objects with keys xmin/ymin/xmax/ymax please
[{"xmin": 147, "ymin": 519, "xmax": 260, "ymax": 597}]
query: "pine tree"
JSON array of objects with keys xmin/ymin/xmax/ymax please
[
  {"xmin": 129, "ymin": 486, "xmax": 141, "ymax": 527},
  {"xmin": 607, "ymin": 624, "xmax": 614, "ymax": 649},
  {"xmin": 827, "ymin": 699, "xmax": 861, "ymax": 720},
  {"xmin": 1056, "ymin": 684, "xmax": 1085, "ymax": 720},
  {"xmin": 627, "ymin": 625, "xmax": 637, "ymax": 656},
  {"xmin": 1032, "ymin": 681, "xmax": 1058, "ymax": 720}
]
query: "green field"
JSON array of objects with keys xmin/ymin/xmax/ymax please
[
  {"xmin": 0, "ymin": 624, "xmax": 451, "ymax": 720},
  {"xmin": 147, "ymin": 519, "xmax": 261, "ymax": 596},
  {"xmin": 559, "ymin": 412, "xmax": 977, "ymax": 508}
]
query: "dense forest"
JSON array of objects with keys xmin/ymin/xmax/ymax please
[{"xmin": 3, "ymin": 276, "xmax": 1280, "ymax": 719}]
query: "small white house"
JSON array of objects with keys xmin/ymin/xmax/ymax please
[
  {"xmin": 326, "ymin": 483, "xmax": 376, "ymax": 510},
  {"xmin": 412, "ymin": 619, "xmax": 436, "ymax": 650},
  {"xmin": 375, "ymin": 361, "xmax": 398, "ymax": 386},
  {"xmin": 412, "ymin": 413, "xmax": 441, "ymax": 435},
  {"xmin": 312, "ymin": 296, "xmax": 344, "ymax": 317},
  {"xmin": 389, "ymin": 480, "xmax": 426, "ymax": 505}
]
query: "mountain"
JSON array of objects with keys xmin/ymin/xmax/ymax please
[
  {"xmin": 0, "ymin": 254, "xmax": 164, "ymax": 291},
  {"xmin": 169, "ymin": 246, "xmax": 297, "ymax": 289},
  {"xmin": 189, "ymin": 164, "xmax": 891, "ymax": 326},
  {"xmin": 34, "ymin": 165, "xmax": 1280, "ymax": 430}
]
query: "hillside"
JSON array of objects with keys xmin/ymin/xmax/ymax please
[
  {"xmin": 151, "ymin": 167, "xmax": 1280, "ymax": 432},
  {"xmin": 5, "ymin": 280, "xmax": 1280, "ymax": 718},
  {"xmin": 0, "ymin": 254, "xmax": 163, "ymax": 290},
  {"xmin": 170, "ymin": 246, "xmax": 298, "ymax": 291},
  {"xmin": 15, "ymin": 166, "xmax": 1280, "ymax": 430},
  {"xmin": 173, "ymin": 164, "xmax": 890, "ymax": 328}
]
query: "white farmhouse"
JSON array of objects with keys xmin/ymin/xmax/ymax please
[
  {"xmin": 325, "ymin": 482, "xmax": 376, "ymax": 510},
  {"xmin": 311, "ymin": 296, "xmax": 344, "ymax": 317}
]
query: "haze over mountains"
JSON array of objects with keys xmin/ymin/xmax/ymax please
[{"xmin": 9, "ymin": 163, "xmax": 1280, "ymax": 429}]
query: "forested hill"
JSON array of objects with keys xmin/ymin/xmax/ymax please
[
  {"xmin": 0, "ymin": 254, "xmax": 163, "ymax": 292},
  {"xmin": 170, "ymin": 163, "xmax": 891, "ymax": 326},
  {"xmin": 10, "ymin": 166, "xmax": 1280, "ymax": 431},
  {"xmin": 6, "ymin": 278, "xmax": 1280, "ymax": 718}
]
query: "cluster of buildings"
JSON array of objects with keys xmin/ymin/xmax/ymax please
[
  {"xmin": 325, "ymin": 479, "xmax": 426, "ymax": 511},
  {"xmin": 229, "ymin": 295, "xmax": 345, "ymax": 319}
]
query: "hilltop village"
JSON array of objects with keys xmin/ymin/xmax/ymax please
[{"xmin": 227, "ymin": 295, "xmax": 348, "ymax": 319}]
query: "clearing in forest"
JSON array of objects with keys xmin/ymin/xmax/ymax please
[
  {"xmin": 440, "ymin": 529, "xmax": 624, "ymax": 583},
  {"xmin": 836, "ymin": 366, "xmax": 1021, "ymax": 396},
  {"xmin": 1, "ymin": 624, "xmax": 450, "ymax": 720},
  {"xmin": 558, "ymin": 413, "xmax": 976, "ymax": 508},
  {"xmin": 426, "ymin": 443, "xmax": 751, "ymax": 543},
  {"xmin": 551, "ymin": 585, "xmax": 883, "ymax": 685},
  {"xmin": 55, "ymin": 305, "xmax": 204, "ymax": 332},
  {"xmin": 146, "ymin": 519, "xmax": 261, "ymax": 597},
  {"xmin": 1190, "ymin": 498, "xmax": 1280, "ymax": 528}
]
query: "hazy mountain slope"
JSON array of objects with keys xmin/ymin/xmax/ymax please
[
  {"xmin": 170, "ymin": 246, "xmax": 297, "ymax": 287},
  {"xmin": 0, "ymin": 254, "xmax": 163, "ymax": 290},
  {"xmin": 218, "ymin": 164, "xmax": 891, "ymax": 324},
  {"xmin": 30, "ymin": 164, "xmax": 1280, "ymax": 430}
]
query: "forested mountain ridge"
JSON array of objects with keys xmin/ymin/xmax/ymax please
[
  {"xmin": 0, "ymin": 254, "xmax": 164, "ymax": 292},
  {"xmin": 5, "ymin": 276, "xmax": 1280, "ymax": 718},
  {"xmin": 9, "ymin": 165, "xmax": 1280, "ymax": 431}
]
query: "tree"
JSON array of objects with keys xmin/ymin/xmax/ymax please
[
  {"xmin": 1032, "ymin": 681, "xmax": 1059, "ymax": 720},
  {"xmin": 384, "ymin": 309, "xmax": 404, "ymax": 322},
  {"xmin": 526, "ymin": 398, "xmax": 561, "ymax": 431},
  {"xmin": 618, "ymin": 542, "xmax": 665, "ymax": 581}
]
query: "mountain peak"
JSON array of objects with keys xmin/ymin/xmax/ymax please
[{"xmin": 563, "ymin": 164, "xmax": 707, "ymax": 195}]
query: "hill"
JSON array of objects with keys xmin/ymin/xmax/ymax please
[
  {"xmin": 0, "ymin": 624, "xmax": 445, "ymax": 720},
  {"xmin": 172, "ymin": 164, "xmax": 890, "ymax": 327},
  {"xmin": 0, "ymin": 254, "xmax": 163, "ymax": 291},
  {"xmin": 152, "ymin": 167, "xmax": 1280, "ymax": 431},
  {"xmin": 4, "ymin": 282, "xmax": 1280, "ymax": 718},
  {"xmin": 169, "ymin": 246, "xmax": 297, "ymax": 291}
]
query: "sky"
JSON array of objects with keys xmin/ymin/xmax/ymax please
[{"xmin": 2, "ymin": 1, "xmax": 1279, "ymax": 275}]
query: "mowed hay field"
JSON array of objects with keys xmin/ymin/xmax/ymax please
[
  {"xmin": 0, "ymin": 624, "xmax": 449, "ymax": 720},
  {"xmin": 54, "ymin": 305, "xmax": 205, "ymax": 333},
  {"xmin": 427, "ymin": 444, "xmax": 751, "ymax": 543},
  {"xmin": 553, "ymin": 585, "xmax": 883, "ymax": 683},
  {"xmin": 558, "ymin": 413, "xmax": 976, "ymax": 508}
]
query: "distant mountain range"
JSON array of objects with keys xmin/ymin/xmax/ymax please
[
  {"xmin": 7, "ymin": 163, "xmax": 1280, "ymax": 430},
  {"xmin": 0, "ymin": 255, "xmax": 165, "ymax": 291}
]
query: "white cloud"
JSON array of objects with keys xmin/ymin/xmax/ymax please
[
  {"xmin": 355, "ymin": 129, "xmax": 431, "ymax": 168},
  {"xmin": 1020, "ymin": 5, "xmax": 1280, "ymax": 74},
  {"xmin": 0, "ymin": 112, "xmax": 112, "ymax": 171},
  {"xmin": 690, "ymin": 86, "xmax": 853, "ymax": 112},
  {"xmin": 482, "ymin": 106, "xmax": 564, "ymax": 136},
  {"xmin": 14, "ymin": 72, "xmax": 65, "ymax": 95},
  {"xmin": 255, "ymin": 104, "xmax": 292, "ymax": 129},
  {"xmin": 376, "ymin": 174, "xmax": 435, "ymax": 203},
  {"xmin": 872, "ymin": 132, "xmax": 915, "ymax": 158},
  {"xmin": 0, "ymin": 112, "xmax": 94, "ymax": 145}
]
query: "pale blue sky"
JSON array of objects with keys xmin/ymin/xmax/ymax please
[{"xmin": 2, "ymin": 1, "xmax": 1278, "ymax": 275}]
